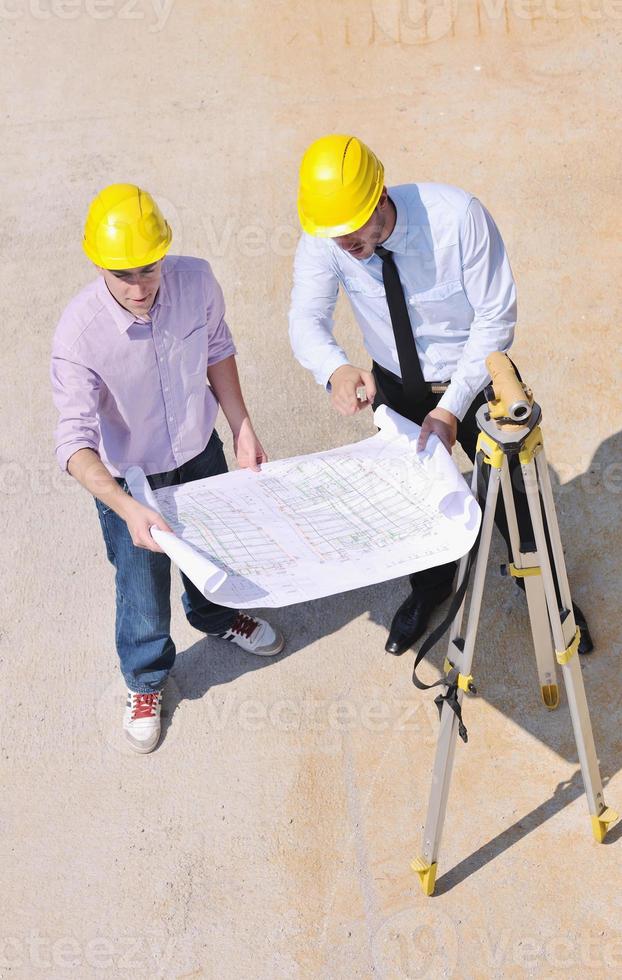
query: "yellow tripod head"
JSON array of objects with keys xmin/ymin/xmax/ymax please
[{"xmin": 484, "ymin": 352, "xmax": 534, "ymax": 425}]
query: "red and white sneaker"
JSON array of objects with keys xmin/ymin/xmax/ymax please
[
  {"xmin": 123, "ymin": 690, "xmax": 163, "ymax": 754},
  {"xmin": 213, "ymin": 613, "xmax": 284, "ymax": 657}
]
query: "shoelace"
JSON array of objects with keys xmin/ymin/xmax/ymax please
[
  {"xmin": 230, "ymin": 613, "xmax": 259, "ymax": 640},
  {"xmin": 130, "ymin": 692, "xmax": 161, "ymax": 721}
]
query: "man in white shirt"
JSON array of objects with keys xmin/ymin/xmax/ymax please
[{"xmin": 289, "ymin": 134, "xmax": 592, "ymax": 656}]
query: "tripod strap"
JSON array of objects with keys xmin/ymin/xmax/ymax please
[
  {"xmin": 434, "ymin": 688, "xmax": 469, "ymax": 743},
  {"xmin": 410, "ymin": 539, "xmax": 479, "ymax": 744},
  {"xmin": 411, "ymin": 450, "xmax": 488, "ymax": 743}
]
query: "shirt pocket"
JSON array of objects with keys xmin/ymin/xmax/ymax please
[
  {"xmin": 407, "ymin": 279, "xmax": 464, "ymax": 309},
  {"xmin": 180, "ymin": 322, "xmax": 208, "ymax": 375},
  {"xmin": 344, "ymin": 276, "xmax": 386, "ymax": 299}
]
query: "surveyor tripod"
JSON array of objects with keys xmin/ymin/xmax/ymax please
[{"xmin": 411, "ymin": 354, "xmax": 618, "ymax": 896}]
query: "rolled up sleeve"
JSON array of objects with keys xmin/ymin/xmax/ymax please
[
  {"xmin": 437, "ymin": 198, "xmax": 517, "ymax": 420},
  {"xmin": 50, "ymin": 344, "xmax": 102, "ymax": 472},
  {"xmin": 204, "ymin": 263, "xmax": 237, "ymax": 366},
  {"xmin": 288, "ymin": 235, "xmax": 347, "ymax": 388}
]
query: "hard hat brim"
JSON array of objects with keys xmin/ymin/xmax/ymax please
[
  {"xmin": 298, "ymin": 166, "xmax": 384, "ymax": 238},
  {"xmin": 82, "ymin": 221, "xmax": 173, "ymax": 270}
]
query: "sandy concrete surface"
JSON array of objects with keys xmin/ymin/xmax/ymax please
[{"xmin": 1, "ymin": 1, "xmax": 622, "ymax": 977}]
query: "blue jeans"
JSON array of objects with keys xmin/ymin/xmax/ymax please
[{"xmin": 95, "ymin": 430, "xmax": 236, "ymax": 693}]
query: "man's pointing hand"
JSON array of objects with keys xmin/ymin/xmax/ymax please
[{"xmin": 328, "ymin": 364, "xmax": 376, "ymax": 416}]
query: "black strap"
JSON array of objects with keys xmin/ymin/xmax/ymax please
[
  {"xmin": 508, "ymin": 357, "xmax": 523, "ymax": 383},
  {"xmin": 410, "ymin": 449, "xmax": 488, "ymax": 742},
  {"xmin": 375, "ymin": 245, "xmax": 428, "ymax": 405}
]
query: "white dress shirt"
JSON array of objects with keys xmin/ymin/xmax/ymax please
[{"xmin": 288, "ymin": 183, "xmax": 517, "ymax": 421}]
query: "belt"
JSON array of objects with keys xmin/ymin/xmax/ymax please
[
  {"xmin": 372, "ymin": 361, "xmax": 450, "ymax": 395},
  {"xmin": 114, "ymin": 441, "xmax": 210, "ymax": 491}
]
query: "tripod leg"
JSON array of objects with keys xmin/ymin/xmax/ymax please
[
  {"xmin": 447, "ymin": 460, "xmax": 481, "ymax": 644},
  {"xmin": 523, "ymin": 569, "xmax": 558, "ymax": 708},
  {"xmin": 499, "ymin": 460, "xmax": 558, "ymax": 708},
  {"xmin": 521, "ymin": 450, "xmax": 618, "ymax": 840},
  {"xmin": 413, "ymin": 457, "xmax": 501, "ymax": 895}
]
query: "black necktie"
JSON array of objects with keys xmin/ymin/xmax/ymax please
[{"xmin": 375, "ymin": 245, "xmax": 427, "ymax": 404}]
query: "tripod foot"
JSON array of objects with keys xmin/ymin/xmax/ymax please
[
  {"xmin": 540, "ymin": 684, "xmax": 559, "ymax": 710},
  {"xmin": 591, "ymin": 807, "xmax": 619, "ymax": 843},
  {"xmin": 411, "ymin": 857, "xmax": 437, "ymax": 896}
]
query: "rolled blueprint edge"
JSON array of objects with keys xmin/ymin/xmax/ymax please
[{"xmin": 124, "ymin": 466, "xmax": 228, "ymax": 595}]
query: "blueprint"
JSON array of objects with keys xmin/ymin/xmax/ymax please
[{"xmin": 125, "ymin": 407, "xmax": 481, "ymax": 608}]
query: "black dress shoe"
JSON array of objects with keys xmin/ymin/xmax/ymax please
[
  {"xmin": 572, "ymin": 602, "xmax": 594, "ymax": 655},
  {"xmin": 510, "ymin": 577, "xmax": 593, "ymax": 655},
  {"xmin": 385, "ymin": 587, "xmax": 453, "ymax": 656}
]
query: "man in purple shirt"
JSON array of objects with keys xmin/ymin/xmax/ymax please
[{"xmin": 51, "ymin": 184, "xmax": 284, "ymax": 754}]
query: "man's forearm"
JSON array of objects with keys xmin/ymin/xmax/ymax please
[
  {"xmin": 67, "ymin": 448, "xmax": 133, "ymax": 519},
  {"xmin": 207, "ymin": 355, "xmax": 252, "ymax": 435},
  {"xmin": 289, "ymin": 313, "xmax": 349, "ymax": 388}
]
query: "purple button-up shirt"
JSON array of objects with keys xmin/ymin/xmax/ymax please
[{"xmin": 51, "ymin": 254, "xmax": 236, "ymax": 476}]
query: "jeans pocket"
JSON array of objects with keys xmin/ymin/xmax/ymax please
[
  {"xmin": 95, "ymin": 498, "xmax": 117, "ymax": 563},
  {"xmin": 104, "ymin": 524, "xmax": 117, "ymax": 564},
  {"xmin": 95, "ymin": 479, "xmax": 128, "ymax": 517},
  {"xmin": 95, "ymin": 498, "xmax": 112, "ymax": 517}
]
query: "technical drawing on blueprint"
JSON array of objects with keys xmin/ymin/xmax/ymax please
[{"xmin": 126, "ymin": 406, "xmax": 481, "ymax": 608}]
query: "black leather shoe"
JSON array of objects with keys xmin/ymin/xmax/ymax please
[
  {"xmin": 385, "ymin": 587, "xmax": 453, "ymax": 656},
  {"xmin": 511, "ymin": 577, "xmax": 593, "ymax": 655},
  {"xmin": 572, "ymin": 602, "xmax": 594, "ymax": 655}
]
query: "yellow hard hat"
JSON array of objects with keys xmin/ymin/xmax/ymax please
[
  {"xmin": 297, "ymin": 135, "xmax": 385, "ymax": 237},
  {"xmin": 82, "ymin": 183, "xmax": 172, "ymax": 269}
]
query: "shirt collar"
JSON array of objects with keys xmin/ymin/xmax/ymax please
[
  {"xmin": 96, "ymin": 276, "xmax": 138, "ymax": 334},
  {"xmin": 95, "ymin": 259, "xmax": 171, "ymax": 334},
  {"xmin": 154, "ymin": 257, "xmax": 172, "ymax": 307},
  {"xmin": 378, "ymin": 188, "xmax": 408, "ymax": 254}
]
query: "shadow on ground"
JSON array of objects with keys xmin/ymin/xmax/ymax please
[
  {"xmin": 434, "ymin": 768, "xmax": 622, "ymax": 894},
  {"xmin": 160, "ymin": 575, "xmax": 397, "ymax": 741},
  {"xmin": 161, "ymin": 430, "xmax": 622, "ymax": 886}
]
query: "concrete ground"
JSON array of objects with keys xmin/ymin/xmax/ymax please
[{"xmin": 2, "ymin": 1, "xmax": 622, "ymax": 977}]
